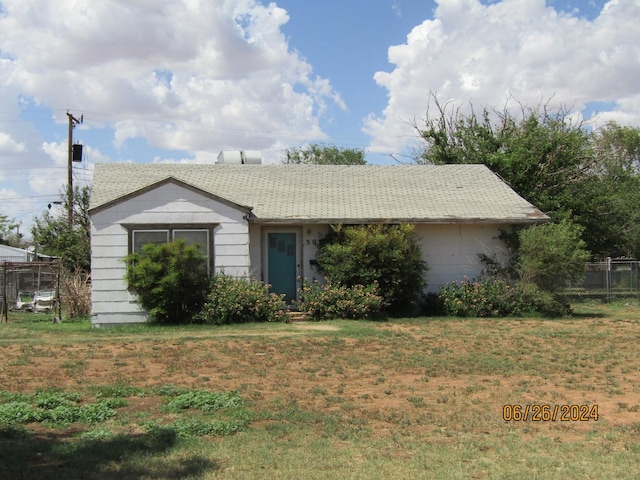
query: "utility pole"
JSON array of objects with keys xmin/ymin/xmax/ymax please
[{"xmin": 67, "ymin": 112, "xmax": 83, "ymax": 227}]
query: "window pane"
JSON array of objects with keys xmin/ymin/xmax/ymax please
[
  {"xmin": 174, "ymin": 230, "xmax": 209, "ymax": 258},
  {"xmin": 133, "ymin": 230, "xmax": 169, "ymax": 253}
]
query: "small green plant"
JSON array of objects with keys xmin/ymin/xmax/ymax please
[
  {"xmin": 295, "ymin": 278, "xmax": 385, "ymax": 320},
  {"xmin": 125, "ymin": 240, "xmax": 209, "ymax": 324},
  {"xmin": 406, "ymin": 396, "xmax": 427, "ymax": 408},
  {"xmin": 196, "ymin": 273, "xmax": 286, "ymax": 324},
  {"xmin": 164, "ymin": 390, "xmax": 243, "ymax": 413},
  {"xmin": 0, "ymin": 393, "xmax": 118, "ymax": 427},
  {"xmin": 0, "ymin": 402, "xmax": 41, "ymax": 425},
  {"xmin": 35, "ymin": 390, "xmax": 82, "ymax": 409},
  {"xmin": 93, "ymin": 384, "xmax": 145, "ymax": 399},
  {"xmin": 78, "ymin": 401, "xmax": 118, "ymax": 424}
]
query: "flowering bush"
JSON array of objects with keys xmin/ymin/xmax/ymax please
[
  {"xmin": 196, "ymin": 274, "xmax": 286, "ymax": 324},
  {"xmin": 438, "ymin": 278, "xmax": 523, "ymax": 317},
  {"xmin": 295, "ymin": 279, "xmax": 385, "ymax": 320},
  {"xmin": 436, "ymin": 278, "xmax": 569, "ymax": 317}
]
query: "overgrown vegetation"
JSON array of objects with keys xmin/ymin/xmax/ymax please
[
  {"xmin": 295, "ymin": 278, "xmax": 385, "ymax": 320},
  {"xmin": 434, "ymin": 278, "xmax": 569, "ymax": 317},
  {"xmin": 196, "ymin": 273, "xmax": 286, "ymax": 324},
  {"xmin": 517, "ymin": 219, "xmax": 591, "ymax": 292},
  {"xmin": 430, "ymin": 220, "xmax": 589, "ymax": 317},
  {"xmin": 125, "ymin": 240, "xmax": 209, "ymax": 324},
  {"xmin": 60, "ymin": 268, "xmax": 91, "ymax": 318},
  {"xmin": 316, "ymin": 224, "xmax": 428, "ymax": 315}
]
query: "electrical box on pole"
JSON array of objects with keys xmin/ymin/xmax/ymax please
[
  {"xmin": 67, "ymin": 112, "xmax": 83, "ymax": 226},
  {"xmin": 72, "ymin": 143, "xmax": 83, "ymax": 162}
]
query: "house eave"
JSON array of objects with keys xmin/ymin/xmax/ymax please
[{"xmin": 247, "ymin": 215, "xmax": 549, "ymax": 225}]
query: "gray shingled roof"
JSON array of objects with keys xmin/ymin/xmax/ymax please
[{"xmin": 89, "ymin": 163, "xmax": 548, "ymax": 224}]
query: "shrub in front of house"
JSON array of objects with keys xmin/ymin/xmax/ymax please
[
  {"xmin": 125, "ymin": 241, "xmax": 209, "ymax": 324},
  {"xmin": 517, "ymin": 219, "xmax": 590, "ymax": 294},
  {"xmin": 196, "ymin": 274, "xmax": 286, "ymax": 325},
  {"xmin": 295, "ymin": 279, "xmax": 385, "ymax": 320},
  {"xmin": 316, "ymin": 224, "xmax": 428, "ymax": 315},
  {"xmin": 515, "ymin": 281, "xmax": 571, "ymax": 317},
  {"xmin": 434, "ymin": 278, "xmax": 569, "ymax": 318},
  {"xmin": 437, "ymin": 278, "xmax": 524, "ymax": 317}
]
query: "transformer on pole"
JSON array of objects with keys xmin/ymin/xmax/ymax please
[{"xmin": 66, "ymin": 112, "xmax": 83, "ymax": 227}]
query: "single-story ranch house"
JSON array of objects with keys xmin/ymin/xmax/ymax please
[{"xmin": 89, "ymin": 157, "xmax": 548, "ymax": 326}]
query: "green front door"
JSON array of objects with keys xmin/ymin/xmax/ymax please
[{"xmin": 268, "ymin": 232, "xmax": 297, "ymax": 302}]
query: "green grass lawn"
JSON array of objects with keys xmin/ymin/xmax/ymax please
[{"xmin": 1, "ymin": 302, "xmax": 640, "ymax": 479}]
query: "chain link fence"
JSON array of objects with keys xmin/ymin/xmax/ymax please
[
  {"xmin": 1, "ymin": 261, "xmax": 62, "ymax": 321},
  {"xmin": 565, "ymin": 259, "xmax": 639, "ymax": 301}
]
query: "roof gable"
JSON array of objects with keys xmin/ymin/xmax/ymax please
[
  {"xmin": 89, "ymin": 175, "xmax": 252, "ymax": 215},
  {"xmin": 90, "ymin": 163, "xmax": 548, "ymax": 224}
]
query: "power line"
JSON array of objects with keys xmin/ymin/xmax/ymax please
[
  {"xmin": 1, "ymin": 195, "xmax": 62, "ymax": 202},
  {"xmin": 0, "ymin": 107, "xmax": 374, "ymax": 149}
]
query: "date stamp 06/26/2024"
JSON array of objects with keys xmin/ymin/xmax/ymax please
[{"xmin": 503, "ymin": 404, "xmax": 599, "ymax": 422}]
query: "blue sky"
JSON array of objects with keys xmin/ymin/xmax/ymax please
[{"xmin": 0, "ymin": 0, "xmax": 637, "ymax": 235}]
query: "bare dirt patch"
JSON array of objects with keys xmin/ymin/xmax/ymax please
[
  {"xmin": 1, "ymin": 307, "xmax": 640, "ymax": 448},
  {"xmin": 291, "ymin": 323, "xmax": 340, "ymax": 331}
]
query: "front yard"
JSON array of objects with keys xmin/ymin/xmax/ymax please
[{"xmin": 0, "ymin": 302, "xmax": 639, "ymax": 479}]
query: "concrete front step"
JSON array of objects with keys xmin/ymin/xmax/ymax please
[{"xmin": 286, "ymin": 311, "xmax": 308, "ymax": 322}]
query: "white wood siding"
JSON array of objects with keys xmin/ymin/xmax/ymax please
[
  {"xmin": 91, "ymin": 182, "xmax": 250, "ymax": 326},
  {"xmin": 415, "ymin": 224, "xmax": 507, "ymax": 292}
]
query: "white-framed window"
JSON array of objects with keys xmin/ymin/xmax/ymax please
[{"xmin": 127, "ymin": 225, "xmax": 214, "ymax": 273}]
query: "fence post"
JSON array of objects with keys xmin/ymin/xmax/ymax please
[
  {"xmin": 606, "ymin": 257, "xmax": 614, "ymax": 303},
  {"xmin": 2, "ymin": 261, "xmax": 7, "ymax": 322}
]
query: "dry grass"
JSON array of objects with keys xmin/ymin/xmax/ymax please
[
  {"xmin": 60, "ymin": 269, "xmax": 91, "ymax": 318},
  {"xmin": 0, "ymin": 301, "xmax": 640, "ymax": 478}
]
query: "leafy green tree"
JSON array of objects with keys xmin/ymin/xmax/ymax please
[
  {"xmin": 316, "ymin": 224, "xmax": 428, "ymax": 315},
  {"xmin": 416, "ymin": 93, "xmax": 590, "ymax": 218},
  {"xmin": 569, "ymin": 122, "xmax": 640, "ymax": 258},
  {"xmin": 592, "ymin": 121, "xmax": 640, "ymax": 174},
  {"xmin": 282, "ymin": 143, "xmax": 367, "ymax": 165},
  {"xmin": 31, "ymin": 186, "xmax": 91, "ymax": 272},
  {"xmin": 125, "ymin": 240, "xmax": 209, "ymax": 324},
  {"xmin": 0, "ymin": 214, "xmax": 20, "ymax": 247},
  {"xmin": 517, "ymin": 220, "xmax": 590, "ymax": 293}
]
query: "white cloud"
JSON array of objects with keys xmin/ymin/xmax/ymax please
[
  {"xmin": 0, "ymin": 0, "xmax": 342, "ymax": 153},
  {"xmin": 0, "ymin": 132, "xmax": 25, "ymax": 153},
  {"xmin": 365, "ymin": 0, "xmax": 640, "ymax": 153}
]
